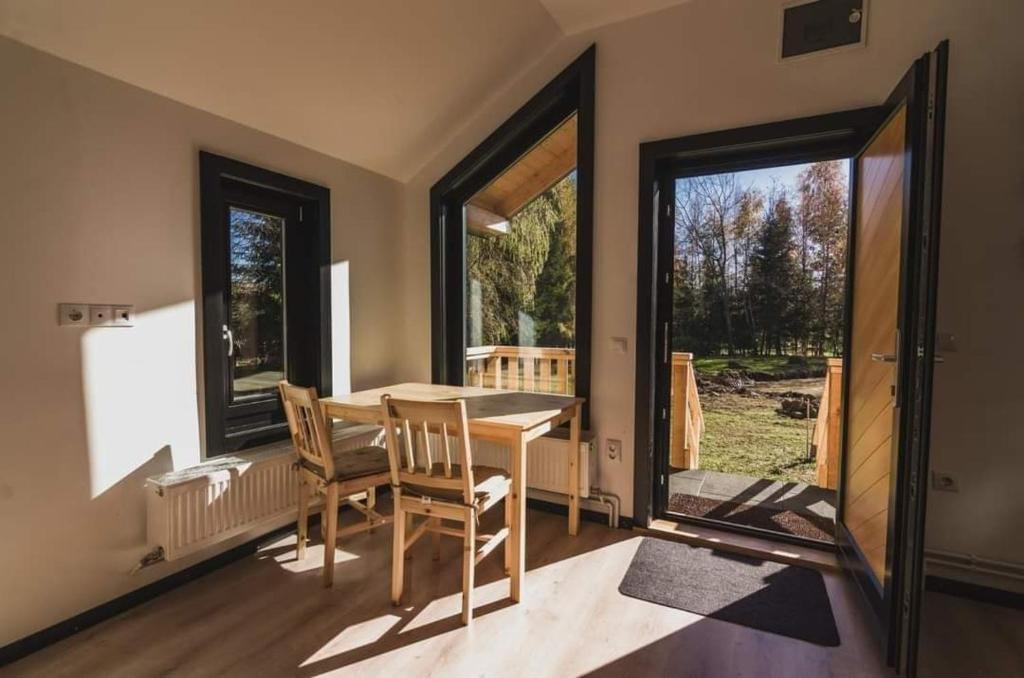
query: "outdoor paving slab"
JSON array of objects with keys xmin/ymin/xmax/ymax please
[{"xmin": 668, "ymin": 469, "xmax": 707, "ymax": 497}]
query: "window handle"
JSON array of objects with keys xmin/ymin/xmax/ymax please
[{"xmin": 222, "ymin": 324, "xmax": 234, "ymax": 357}]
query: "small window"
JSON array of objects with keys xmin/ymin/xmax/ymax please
[{"xmin": 200, "ymin": 152, "xmax": 331, "ymax": 456}]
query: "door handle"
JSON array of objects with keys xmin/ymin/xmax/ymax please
[
  {"xmin": 871, "ymin": 353, "xmax": 897, "ymax": 363},
  {"xmin": 222, "ymin": 324, "xmax": 234, "ymax": 357}
]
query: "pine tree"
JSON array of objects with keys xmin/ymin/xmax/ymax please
[
  {"xmin": 534, "ymin": 176, "xmax": 577, "ymax": 347},
  {"xmin": 229, "ymin": 209, "xmax": 284, "ymax": 372},
  {"xmin": 749, "ymin": 193, "xmax": 800, "ymax": 355}
]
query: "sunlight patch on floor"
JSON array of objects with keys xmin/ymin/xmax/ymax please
[
  {"xmin": 269, "ymin": 545, "xmax": 362, "ymax": 573},
  {"xmin": 300, "ymin": 613, "xmax": 403, "ymax": 667}
]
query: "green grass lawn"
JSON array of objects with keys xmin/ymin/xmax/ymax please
[
  {"xmin": 696, "ymin": 392, "xmax": 817, "ymax": 485},
  {"xmin": 692, "ymin": 355, "xmax": 827, "ymax": 377}
]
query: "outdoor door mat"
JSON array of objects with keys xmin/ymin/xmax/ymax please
[
  {"xmin": 668, "ymin": 493, "xmax": 835, "ymax": 543},
  {"xmin": 619, "ymin": 537, "xmax": 840, "ymax": 646}
]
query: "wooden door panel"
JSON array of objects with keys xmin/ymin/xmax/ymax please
[{"xmin": 844, "ymin": 105, "xmax": 907, "ymax": 583}]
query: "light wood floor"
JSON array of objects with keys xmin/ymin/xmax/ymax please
[{"xmin": 7, "ymin": 504, "xmax": 893, "ymax": 677}]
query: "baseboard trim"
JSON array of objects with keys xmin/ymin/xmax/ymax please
[
  {"xmin": 925, "ymin": 575, "xmax": 1024, "ymax": 610},
  {"xmin": 0, "ymin": 493, "xmax": 381, "ymax": 669},
  {"xmin": 0, "ymin": 522, "xmax": 295, "ymax": 667}
]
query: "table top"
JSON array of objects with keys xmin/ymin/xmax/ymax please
[{"xmin": 320, "ymin": 382, "xmax": 583, "ymax": 434}]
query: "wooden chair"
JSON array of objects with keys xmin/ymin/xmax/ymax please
[
  {"xmin": 278, "ymin": 381, "xmax": 392, "ymax": 587},
  {"xmin": 380, "ymin": 395, "xmax": 511, "ymax": 625}
]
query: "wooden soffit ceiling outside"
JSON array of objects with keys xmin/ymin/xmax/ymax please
[{"xmin": 467, "ymin": 113, "xmax": 577, "ymax": 235}]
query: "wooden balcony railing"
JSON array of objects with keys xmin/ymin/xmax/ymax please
[
  {"xmin": 669, "ymin": 352, "xmax": 704, "ymax": 470},
  {"xmin": 813, "ymin": 358, "xmax": 844, "ymax": 490},
  {"xmin": 466, "ymin": 345, "xmax": 576, "ymax": 395},
  {"xmin": 466, "ymin": 347, "xmax": 704, "ymax": 471}
]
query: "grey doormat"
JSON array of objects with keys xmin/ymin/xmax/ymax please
[{"xmin": 619, "ymin": 538, "xmax": 840, "ymax": 646}]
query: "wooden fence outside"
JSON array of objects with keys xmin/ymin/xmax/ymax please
[
  {"xmin": 466, "ymin": 347, "xmax": 705, "ymax": 470},
  {"xmin": 813, "ymin": 358, "xmax": 844, "ymax": 490},
  {"xmin": 669, "ymin": 352, "xmax": 705, "ymax": 470},
  {"xmin": 466, "ymin": 345, "xmax": 576, "ymax": 394}
]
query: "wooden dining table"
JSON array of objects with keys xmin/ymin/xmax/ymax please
[{"xmin": 320, "ymin": 382, "xmax": 584, "ymax": 602}]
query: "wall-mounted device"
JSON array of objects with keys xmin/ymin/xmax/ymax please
[
  {"xmin": 59, "ymin": 303, "xmax": 134, "ymax": 327},
  {"xmin": 780, "ymin": 0, "xmax": 867, "ymax": 61}
]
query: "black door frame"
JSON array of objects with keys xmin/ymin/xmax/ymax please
[
  {"xmin": 899, "ymin": 42, "xmax": 948, "ymax": 678},
  {"xmin": 633, "ymin": 107, "xmax": 886, "ymax": 538},
  {"xmin": 199, "ymin": 151, "xmax": 332, "ymax": 457},
  {"xmin": 429, "ymin": 45, "xmax": 595, "ymax": 427}
]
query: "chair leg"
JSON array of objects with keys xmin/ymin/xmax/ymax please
[
  {"xmin": 322, "ymin": 483, "xmax": 339, "ymax": 588},
  {"xmin": 367, "ymin": 486, "xmax": 377, "ymax": 534},
  {"xmin": 462, "ymin": 508, "xmax": 476, "ymax": 626},
  {"xmin": 504, "ymin": 496, "xmax": 512, "ymax": 575},
  {"xmin": 405, "ymin": 513, "xmax": 415, "ymax": 561},
  {"xmin": 392, "ymin": 500, "xmax": 406, "ymax": 605},
  {"xmin": 296, "ymin": 477, "xmax": 309, "ymax": 561},
  {"xmin": 431, "ymin": 517, "xmax": 442, "ymax": 561}
]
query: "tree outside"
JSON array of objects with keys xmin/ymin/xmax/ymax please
[
  {"xmin": 229, "ymin": 207, "xmax": 285, "ymax": 395},
  {"xmin": 467, "ymin": 172, "xmax": 576, "ymax": 349},
  {"xmin": 673, "ymin": 160, "xmax": 850, "ymax": 487}
]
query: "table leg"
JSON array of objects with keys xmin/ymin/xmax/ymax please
[
  {"xmin": 509, "ymin": 430, "xmax": 527, "ymax": 603},
  {"xmin": 568, "ymin": 403, "xmax": 581, "ymax": 536}
]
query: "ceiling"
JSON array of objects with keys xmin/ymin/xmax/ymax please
[
  {"xmin": 468, "ymin": 113, "xmax": 577, "ymax": 236},
  {"xmin": 537, "ymin": 0, "xmax": 692, "ymax": 35},
  {"xmin": 0, "ymin": 0, "xmax": 690, "ymax": 181}
]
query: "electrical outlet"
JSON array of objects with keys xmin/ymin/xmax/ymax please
[
  {"xmin": 58, "ymin": 303, "xmax": 90, "ymax": 326},
  {"xmin": 111, "ymin": 305, "xmax": 134, "ymax": 327},
  {"xmin": 606, "ymin": 438, "xmax": 622, "ymax": 462},
  {"xmin": 931, "ymin": 471, "xmax": 959, "ymax": 493},
  {"xmin": 89, "ymin": 305, "xmax": 113, "ymax": 327}
]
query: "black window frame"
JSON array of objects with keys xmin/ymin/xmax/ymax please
[
  {"xmin": 429, "ymin": 46, "xmax": 595, "ymax": 427},
  {"xmin": 199, "ymin": 151, "xmax": 332, "ymax": 458},
  {"xmin": 632, "ymin": 108, "xmax": 888, "ymax": 535}
]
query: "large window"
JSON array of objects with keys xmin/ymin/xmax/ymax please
[
  {"xmin": 200, "ymin": 152, "xmax": 332, "ymax": 456},
  {"xmin": 431, "ymin": 47, "xmax": 594, "ymax": 422},
  {"xmin": 464, "ymin": 119, "xmax": 579, "ymax": 395}
]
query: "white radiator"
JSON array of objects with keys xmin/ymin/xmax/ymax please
[
  {"xmin": 145, "ymin": 425, "xmax": 383, "ymax": 561},
  {"xmin": 417, "ymin": 430, "xmax": 597, "ymax": 498},
  {"xmin": 145, "ymin": 426, "xmax": 593, "ymax": 562}
]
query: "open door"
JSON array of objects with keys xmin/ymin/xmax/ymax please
[{"xmin": 837, "ymin": 41, "xmax": 948, "ymax": 670}]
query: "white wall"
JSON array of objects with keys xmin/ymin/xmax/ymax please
[
  {"xmin": 0, "ymin": 38, "xmax": 404, "ymax": 646},
  {"xmin": 397, "ymin": 0, "xmax": 1024, "ymax": 571}
]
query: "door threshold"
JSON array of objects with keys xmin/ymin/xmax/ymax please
[{"xmin": 640, "ymin": 518, "xmax": 840, "ymax": 573}]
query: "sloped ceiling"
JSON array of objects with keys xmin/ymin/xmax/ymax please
[
  {"xmin": 0, "ymin": 0, "xmax": 562, "ymax": 181},
  {"xmin": 537, "ymin": 0, "xmax": 692, "ymax": 35},
  {"xmin": 0, "ymin": 0, "xmax": 694, "ymax": 181}
]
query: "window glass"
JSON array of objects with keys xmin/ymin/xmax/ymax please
[{"xmin": 229, "ymin": 206, "xmax": 285, "ymax": 400}]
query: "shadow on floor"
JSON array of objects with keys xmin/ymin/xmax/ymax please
[{"xmin": 668, "ymin": 470, "xmax": 836, "ymax": 542}]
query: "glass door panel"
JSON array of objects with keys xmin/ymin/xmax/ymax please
[{"xmin": 228, "ymin": 206, "xmax": 286, "ymax": 403}]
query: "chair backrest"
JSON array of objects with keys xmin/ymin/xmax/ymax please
[
  {"xmin": 278, "ymin": 381, "xmax": 335, "ymax": 481},
  {"xmin": 379, "ymin": 395, "xmax": 475, "ymax": 506}
]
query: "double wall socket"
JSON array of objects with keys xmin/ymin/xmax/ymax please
[
  {"xmin": 59, "ymin": 303, "xmax": 134, "ymax": 327},
  {"xmin": 606, "ymin": 438, "xmax": 622, "ymax": 462}
]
